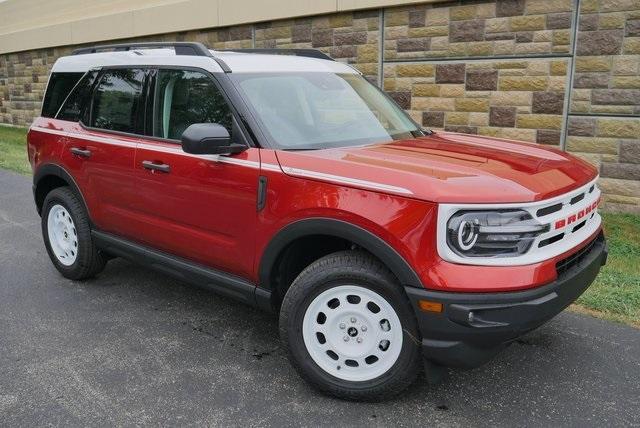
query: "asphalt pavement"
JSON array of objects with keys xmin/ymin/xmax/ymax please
[{"xmin": 1, "ymin": 168, "xmax": 639, "ymax": 427}]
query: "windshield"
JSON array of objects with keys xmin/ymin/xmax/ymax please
[{"xmin": 230, "ymin": 72, "xmax": 424, "ymax": 150}]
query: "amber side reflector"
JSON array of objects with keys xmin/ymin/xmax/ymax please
[{"xmin": 418, "ymin": 300, "xmax": 443, "ymax": 313}]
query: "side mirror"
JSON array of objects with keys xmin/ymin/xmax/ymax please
[{"xmin": 181, "ymin": 123, "xmax": 247, "ymax": 155}]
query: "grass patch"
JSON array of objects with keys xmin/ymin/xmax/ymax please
[
  {"xmin": 574, "ymin": 212, "xmax": 640, "ymax": 327},
  {"xmin": 0, "ymin": 124, "xmax": 31, "ymax": 175},
  {"xmin": 0, "ymin": 125, "xmax": 638, "ymax": 325}
]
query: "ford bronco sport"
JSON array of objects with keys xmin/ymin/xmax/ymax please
[{"xmin": 28, "ymin": 42, "xmax": 607, "ymax": 401}]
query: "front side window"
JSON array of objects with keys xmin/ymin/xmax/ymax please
[
  {"xmin": 152, "ymin": 69, "xmax": 232, "ymax": 140},
  {"xmin": 42, "ymin": 72, "xmax": 84, "ymax": 118},
  {"xmin": 90, "ymin": 69, "xmax": 145, "ymax": 134},
  {"xmin": 229, "ymin": 72, "xmax": 422, "ymax": 150}
]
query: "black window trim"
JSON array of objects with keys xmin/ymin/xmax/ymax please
[
  {"xmin": 143, "ymin": 68, "xmax": 157, "ymax": 138},
  {"xmin": 41, "ymin": 72, "xmax": 54, "ymax": 117}
]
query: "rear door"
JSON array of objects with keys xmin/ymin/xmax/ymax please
[
  {"xmin": 61, "ymin": 68, "xmax": 148, "ymax": 239},
  {"xmin": 132, "ymin": 69, "xmax": 260, "ymax": 279}
]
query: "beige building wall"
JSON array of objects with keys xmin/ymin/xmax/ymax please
[{"xmin": 0, "ymin": 0, "xmax": 435, "ymax": 54}]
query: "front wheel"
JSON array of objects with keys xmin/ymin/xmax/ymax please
[{"xmin": 280, "ymin": 251, "xmax": 422, "ymax": 401}]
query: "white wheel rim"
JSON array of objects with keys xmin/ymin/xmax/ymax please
[
  {"xmin": 302, "ymin": 285, "xmax": 403, "ymax": 382},
  {"xmin": 47, "ymin": 204, "xmax": 78, "ymax": 266}
]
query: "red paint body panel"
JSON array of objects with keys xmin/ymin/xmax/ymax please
[
  {"xmin": 27, "ymin": 119, "xmax": 69, "ymax": 175},
  {"xmin": 254, "ymin": 150, "xmax": 438, "ymax": 288},
  {"xmin": 423, "ymin": 227, "xmax": 603, "ymax": 292},
  {"xmin": 64, "ymin": 122, "xmax": 140, "ymax": 239},
  {"xmin": 275, "ymin": 132, "xmax": 598, "ymax": 203},
  {"xmin": 132, "ymin": 143, "xmax": 259, "ymax": 278},
  {"xmin": 257, "ymin": 149, "xmax": 601, "ymax": 292},
  {"xmin": 29, "ymin": 118, "xmax": 600, "ymax": 294}
]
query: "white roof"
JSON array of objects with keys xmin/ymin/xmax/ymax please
[{"xmin": 51, "ymin": 48, "xmax": 359, "ymax": 74}]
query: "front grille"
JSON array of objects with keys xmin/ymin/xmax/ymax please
[
  {"xmin": 539, "ymin": 233, "xmax": 564, "ymax": 248},
  {"xmin": 536, "ymin": 185, "xmax": 594, "ymax": 219},
  {"xmin": 555, "ymin": 233, "xmax": 602, "ymax": 277},
  {"xmin": 570, "ymin": 193, "xmax": 585, "ymax": 205},
  {"xmin": 572, "ymin": 219, "xmax": 587, "ymax": 233},
  {"xmin": 533, "ymin": 182, "xmax": 601, "ymax": 253},
  {"xmin": 537, "ymin": 203, "xmax": 562, "ymax": 217}
]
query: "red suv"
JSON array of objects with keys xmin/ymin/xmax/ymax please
[{"xmin": 28, "ymin": 42, "xmax": 607, "ymax": 401}]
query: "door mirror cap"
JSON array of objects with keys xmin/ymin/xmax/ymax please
[{"xmin": 181, "ymin": 123, "xmax": 247, "ymax": 155}]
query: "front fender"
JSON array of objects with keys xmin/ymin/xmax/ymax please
[{"xmin": 258, "ymin": 217, "xmax": 423, "ymax": 291}]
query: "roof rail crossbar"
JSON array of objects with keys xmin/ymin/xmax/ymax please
[
  {"xmin": 70, "ymin": 42, "xmax": 232, "ymax": 73},
  {"xmin": 223, "ymin": 48, "xmax": 334, "ymax": 61}
]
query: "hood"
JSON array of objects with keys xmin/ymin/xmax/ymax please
[{"xmin": 274, "ymin": 132, "xmax": 598, "ymax": 204}]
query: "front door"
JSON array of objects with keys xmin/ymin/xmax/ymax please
[{"xmin": 132, "ymin": 69, "xmax": 260, "ymax": 280}]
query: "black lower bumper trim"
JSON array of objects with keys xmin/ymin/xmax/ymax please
[{"xmin": 406, "ymin": 233, "xmax": 607, "ymax": 368}]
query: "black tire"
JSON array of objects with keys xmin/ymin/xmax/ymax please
[
  {"xmin": 279, "ymin": 250, "xmax": 422, "ymax": 401},
  {"xmin": 41, "ymin": 187, "xmax": 107, "ymax": 280}
]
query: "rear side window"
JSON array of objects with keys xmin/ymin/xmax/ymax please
[
  {"xmin": 57, "ymin": 70, "xmax": 98, "ymax": 122},
  {"xmin": 41, "ymin": 72, "xmax": 84, "ymax": 118},
  {"xmin": 90, "ymin": 69, "xmax": 145, "ymax": 134},
  {"xmin": 152, "ymin": 69, "xmax": 232, "ymax": 140}
]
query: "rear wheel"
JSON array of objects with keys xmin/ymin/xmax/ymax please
[
  {"xmin": 42, "ymin": 187, "xmax": 106, "ymax": 280},
  {"xmin": 280, "ymin": 251, "xmax": 422, "ymax": 401}
]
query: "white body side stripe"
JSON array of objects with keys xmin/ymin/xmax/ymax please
[{"xmin": 281, "ymin": 166, "xmax": 414, "ymax": 196}]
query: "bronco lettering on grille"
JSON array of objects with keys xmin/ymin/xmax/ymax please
[{"xmin": 554, "ymin": 198, "xmax": 601, "ymax": 230}]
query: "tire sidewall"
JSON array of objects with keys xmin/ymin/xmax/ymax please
[
  {"xmin": 41, "ymin": 189, "xmax": 90, "ymax": 278},
  {"xmin": 282, "ymin": 263, "xmax": 421, "ymax": 397}
]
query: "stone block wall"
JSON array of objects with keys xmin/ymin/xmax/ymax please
[
  {"xmin": 254, "ymin": 11, "xmax": 381, "ymax": 83},
  {"xmin": 383, "ymin": 0, "xmax": 573, "ymax": 60},
  {"xmin": 381, "ymin": 0, "xmax": 576, "ymax": 144},
  {"xmin": 0, "ymin": 0, "xmax": 639, "ymax": 212},
  {"xmin": 572, "ymin": 0, "xmax": 639, "ymax": 116},
  {"xmin": 384, "ymin": 58, "xmax": 569, "ymax": 144},
  {"xmin": 565, "ymin": 0, "xmax": 640, "ymax": 212}
]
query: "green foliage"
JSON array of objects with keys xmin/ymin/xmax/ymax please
[
  {"xmin": 577, "ymin": 212, "xmax": 640, "ymax": 326},
  {"xmin": 0, "ymin": 125, "xmax": 31, "ymax": 175}
]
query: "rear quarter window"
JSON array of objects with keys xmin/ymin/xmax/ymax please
[
  {"xmin": 41, "ymin": 72, "xmax": 84, "ymax": 118},
  {"xmin": 57, "ymin": 70, "xmax": 98, "ymax": 122}
]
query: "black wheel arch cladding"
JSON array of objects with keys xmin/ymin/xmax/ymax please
[
  {"xmin": 259, "ymin": 218, "xmax": 423, "ymax": 291},
  {"xmin": 33, "ymin": 163, "xmax": 89, "ymax": 217}
]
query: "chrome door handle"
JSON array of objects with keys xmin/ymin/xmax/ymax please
[
  {"xmin": 70, "ymin": 147, "xmax": 91, "ymax": 158},
  {"xmin": 142, "ymin": 160, "xmax": 171, "ymax": 173}
]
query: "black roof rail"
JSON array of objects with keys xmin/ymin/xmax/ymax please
[
  {"xmin": 71, "ymin": 42, "xmax": 211, "ymax": 56},
  {"xmin": 223, "ymin": 48, "xmax": 334, "ymax": 61},
  {"xmin": 70, "ymin": 41, "xmax": 232, "ymax": 73}
]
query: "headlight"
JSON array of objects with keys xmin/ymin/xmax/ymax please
[{"xmin": 446, "ymin": 210, "xmax": 549, "ymax": 258}]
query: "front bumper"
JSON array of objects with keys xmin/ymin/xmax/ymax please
[{"xmin": 405, "ymin": 232, "xmax": 607, "ymax": 368}]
